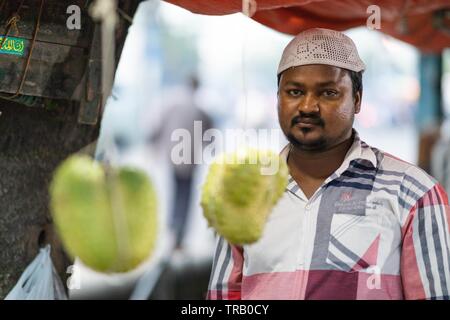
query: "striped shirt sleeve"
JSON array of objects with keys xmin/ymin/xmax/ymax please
[
  {"xmin": 207, "ymin": 235, "xmax": 243, "ymax": 300},
  {"xmin": 401, "ymin": 183, "xmax": 450, "ymax": 300}
]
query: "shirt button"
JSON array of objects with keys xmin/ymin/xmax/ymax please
[{"xmin": 305, "ymin": 205, "xmax": 310, "ymax": 211}]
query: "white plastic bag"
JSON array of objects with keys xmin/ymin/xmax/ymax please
[{"xmin": 5, "ymin": 244, "xmax": 67, "ymax": 300}]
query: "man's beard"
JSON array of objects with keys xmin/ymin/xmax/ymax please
[
  {"xmin": 286, "ymin": 132, "xmax": 327, "ymax": 151},
  {"xmin": 286, "ymin": 113, "xmax": 328, "ymax": 151}
]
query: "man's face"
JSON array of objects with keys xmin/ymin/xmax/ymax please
[{"xmin": 277, "ymin": 64, "xmax": 361, "ymax": 151}]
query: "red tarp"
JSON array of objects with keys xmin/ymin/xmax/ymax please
[{"xmin": 164, "ymin": 0, "xmax": 450, "ymax": 53}]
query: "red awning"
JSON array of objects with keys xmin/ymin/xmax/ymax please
[{"xmin": 164, "ymin": 0, "xmax": 450, "ymax": 53}]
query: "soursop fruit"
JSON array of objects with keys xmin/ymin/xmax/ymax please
[
  {"xmin": 201, "ymin": 149, "xmax": 288, "ymax": 244},
  {"xmin": 49, "ymin": 155, "xmax": 158, "ymax": 273}
]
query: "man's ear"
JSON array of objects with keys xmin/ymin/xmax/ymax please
[
  {"xmin": 354, "ymin": 91, "xmax": 362, "ymax": 114},
  {"xmin": 277, "ymin": 74, "xmax": 282, "ymax": 96}
]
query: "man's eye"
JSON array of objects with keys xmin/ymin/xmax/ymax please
[
  {"xmin": 287, "ymin": 89, "xmax": 303, "ymax": 97},
  {"xmin": 323, "ymin": 90, "xmax": 338, "ymax": 97}
]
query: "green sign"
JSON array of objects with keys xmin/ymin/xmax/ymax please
[{"xmin": 0, "ymin": 36, "xmax": 27, "ymax": 56}]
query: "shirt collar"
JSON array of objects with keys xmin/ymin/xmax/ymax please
[{"xmin": 342, "ymin": 129, "xmax": 378, "ymax": 169}]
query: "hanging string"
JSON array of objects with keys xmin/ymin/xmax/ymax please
[
  {"xmin": 240, "ymin": 0, "xmax": 252, "ymax": 132},
  {"xmin": 5, "ymin": 14, "xmax": 20, "ymax": 36},
  {"xmin": 117, "ymin": 7, "xmax": 133, "ymax": 24},
  {"xmin": 241, "ymin": 21, "xmax": 249, "ymax": 132},
  {"xmin": 240, "ymin": 0, "xmax": 257, "ymax": 143}
]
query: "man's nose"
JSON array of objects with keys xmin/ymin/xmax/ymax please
[{"xmin": 298, "ymin": 93, "xmax": 319, "ymax": 113}]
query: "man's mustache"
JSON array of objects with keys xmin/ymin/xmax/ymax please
[{"xmin": 291, "ymin": 113, "xmax": 325, "ymax": 127}]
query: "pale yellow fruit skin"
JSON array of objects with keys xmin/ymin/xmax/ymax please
[
  {"xmin": 114, "ymin": 168, "xmax": 158, "ymax": 272},
  {"xmin": 201, "ymin": 149, "xmax": 288, "ymax": 245},
  {"xmin": 49, "ymin": 155, "xmax": 158, "ymax": 273}
]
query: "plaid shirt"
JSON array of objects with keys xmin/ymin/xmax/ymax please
[{"xmin": 207, "ymin": 131, "xmax": 450, "ymax": 300}]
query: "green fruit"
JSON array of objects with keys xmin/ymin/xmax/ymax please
[
  {"xmin": 49, "ymin": 155, "xmax": 158, "ymax": 273},
  {"xmin": 201, "ymin": 149, "xmax": 288, "ymax": 245}
]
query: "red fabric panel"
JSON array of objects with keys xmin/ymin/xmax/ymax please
[{"xmin": 164, "ymin": 0, "xmax": 450, "ymax": 52}]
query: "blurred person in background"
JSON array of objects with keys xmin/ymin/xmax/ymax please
[{"xmin": 155, "ymin": 74, "xmax": 214, "ymax": 250}]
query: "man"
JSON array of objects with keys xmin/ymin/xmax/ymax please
[
  {"xmin": 158, "ymin": 75, "xmax": 214, "ymax": 249},
  {"xmin": 207, "ymin": 28, "xmax": 450, "ymax": 300}
]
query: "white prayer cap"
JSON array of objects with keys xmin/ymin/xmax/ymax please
[{"xmin": 277, "ymin": 28, "xmax": 366, "ymax": 76}]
